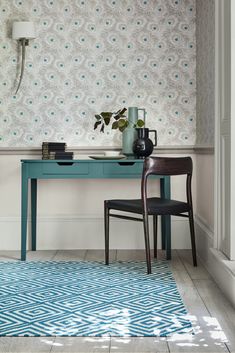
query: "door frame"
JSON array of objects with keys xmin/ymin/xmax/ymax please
[{"xmin": 214, "ymin": 0, "xmax": 235, "ymax": 260}]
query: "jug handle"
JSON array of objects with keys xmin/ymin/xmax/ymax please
[
  {"xmin": 137, "ymin": 108, "xmax": 146, "ymax": 122},
  {"xmin": 149, "ymin": 130, "xmax": 157, "ymax": 147}
]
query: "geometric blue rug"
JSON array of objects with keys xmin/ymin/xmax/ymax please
[{"xmin": 0, "ymin": 261, "xmax": 192, "ymax": 337}]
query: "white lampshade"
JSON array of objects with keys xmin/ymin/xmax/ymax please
[{"xmin": 12, "ymin": 21, "xmax": 36, "ymax": 40}]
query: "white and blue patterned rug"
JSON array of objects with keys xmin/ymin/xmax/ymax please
[{"xmin": 0, "ymin": 261, "xmax": 192, "ymax": 337}]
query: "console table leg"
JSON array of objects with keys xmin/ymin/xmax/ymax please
[
  {"xmin": 31, "ymin": 179, "xmax": 37, "ymax": 251},
  {"xmin": 21, "ymin": 169, "xmax": 28, "ymax": 261}
]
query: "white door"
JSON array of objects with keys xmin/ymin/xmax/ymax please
[
  {"xmin": 230, "ymin": 0, "xmax": 235, "ymax": 260},
  {"xmin": 215, "ymin": 0, "xmax": 235, "ymax": 260}
]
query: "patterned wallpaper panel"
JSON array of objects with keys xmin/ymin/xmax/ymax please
[
  {"xmin": 0, "ymin": 0, "xmax": 196, "ymax": 147},
  {"xmin": 196, "ymin": 0, "xmax": 215, "ymax": 146}
]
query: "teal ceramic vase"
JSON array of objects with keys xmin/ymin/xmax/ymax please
[
  {"xmin": 122, "ymin": 127, "xmax": 138, "ymax": 156},
  {"xmin": 122, "ymin": 107, "xmax": 146, "ymax": 156}
]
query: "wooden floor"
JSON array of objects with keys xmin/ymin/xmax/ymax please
[{"xmin": 0, "ymin": 249, "xmax": 235, "ymax": 353}]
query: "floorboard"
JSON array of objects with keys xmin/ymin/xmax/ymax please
[
  {"xmin": 53, "ymin": 250, "xmax": 87, "ymax": 261},
  {"xmin": 193, "ymin": 278, "xmax": 235, "ymax": 352},
  {"xmin": 0, "ymin": 337, "xmax": 55, "ymax": 352},
  {"xmin": 51, "ymin": 337, "xmax": 110, "ymax": 352},
  {"xmin": 85, "ymin": 249, "xmax": 116, "ymax": 262},
  {"xmin": 0, "ymin": 251, "xmax": 21, "ymax": 261},
  {"xmin": 110, "ymin": 337, "xmax": 169, "ymax": 353},
  {"xmin": 177, "ymin": 249, "xmax": 211, "ymax": 280},
  {"xmin": 167, "ymin": 250, "xmax": 230, "ymax": 353},
  {"xmin": 26, "ymin": 250, "xmax": 57, "ymax": 261}
]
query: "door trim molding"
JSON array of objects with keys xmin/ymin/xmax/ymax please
[
  {"xmin": 214, "ymin": 0, "xmax": 232, "ymax": 255},
  {"xmin": 214, "ymin": 0, "xmax": 222, "ymax": 251}
]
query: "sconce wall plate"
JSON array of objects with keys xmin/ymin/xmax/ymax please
[{"xmin": 12, "ymin": 21, "xmax": 36, "ymax": 94}]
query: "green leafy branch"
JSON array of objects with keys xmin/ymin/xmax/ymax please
[{"xmin": 94, "ymin": 108, "xmax": 144, "ymax": 133}]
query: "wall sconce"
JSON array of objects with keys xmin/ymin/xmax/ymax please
[{"xmin": 12, "ymin": 21, "xmax": 36, "ymax": 94}]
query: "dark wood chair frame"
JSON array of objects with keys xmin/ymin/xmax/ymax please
[{"xmin": 104, "ymin": 156, "xmax": 197, "ymax": 274}]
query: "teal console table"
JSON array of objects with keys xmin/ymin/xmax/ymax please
[{"xmin": 21, "ymin": 159, "xmax": 171, "ymax": 261}]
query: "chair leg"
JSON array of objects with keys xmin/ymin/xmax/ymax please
[
  {"xmin": 163, "ymin": 215, "xmax": 171, "ymax": 260},
  {"xmin": 153, "ymin": 215, "xmax": 158, "ymax": 258},
  {"xmin": 104, "ymin": 201, "xmax": 110, "ymax": 265},
  {"xmin": 189, "ymin": 210, "xmax": 197, "ymax": 266},
  {"xmin": 161, "ymin": 216, "xmax": 166, "ymax": 250},
  {"xmin": 143, "ymin": 213, "xmax": 151, "ymax": 274}
]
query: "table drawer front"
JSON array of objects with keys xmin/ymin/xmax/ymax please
[
  {"xmin": 103, "ymin": 162, "xmax": 143, "ymax": 176},
  {"xmin": 42, "ymin": 162, "xmax": 89, "ymax": 175}
]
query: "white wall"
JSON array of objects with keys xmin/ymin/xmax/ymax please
[
  {"xmin": 195, "ymin": 152, "xmax": 214, "ymax": 262},
  {"xmin": 195, "ymin": 153, "xmax": 214, "ymax": 230},
  {"xmin": 0, "ymin": 151, "xmax": 196, "ymax": 251}
]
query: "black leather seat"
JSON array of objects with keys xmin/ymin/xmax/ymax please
[{"xmin": 106, "ymin": 198, "xmax": 190, "ymax": 215}]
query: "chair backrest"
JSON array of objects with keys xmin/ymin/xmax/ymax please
[
  {"xmin": 143, "ymin": 157, "xmax": 192, "ymax": 177},
  {"xmin": 141, "ymin": 157, "xmax": 193, "ymax": 207}
]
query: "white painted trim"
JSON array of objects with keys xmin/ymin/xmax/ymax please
[
  {"xmin": 214, "ymin": 0, "xmax": 221, "ymax": 250},
  {"xmin": 0, "ymin": 146, "xmax": 196, "ymax": 154},
  {"xmin": 207, "ymin": 248, "xmax": 235, "ymax": 307},
  {"xmin": 195, "ymin": 214, "xmax": 235, "ymax": 307},
  {"xmin": 214, "ymin": 0, "xmax": 233, "ymax": 258},
  {"xmin": 230, "ymin": 0, "xmax": 235, "ymax": 259},
  {"xmin": 195, "ymin": 213, "xmax": 214, "ymax": 265},
  {"xmin": 193, "ymin": 146, "xmax": 214, "ymax": 154},
  {"xmin": 0, "ymin": 146, "xmax": 214, "ymax": 155},
  {"xmin": 195, "ymin": 214, "xmax": 214, "ymax": 240},
  {"xmin": 214, "ymin": 0, "xmax": 235, "ymax": 259}
]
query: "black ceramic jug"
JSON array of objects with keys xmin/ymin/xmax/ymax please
[{"xmin": 133, "ymin": 128, "xmax": 157, "ymax": 158}]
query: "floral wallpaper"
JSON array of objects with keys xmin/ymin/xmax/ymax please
[
  {"xmin": 0, "ymin": 0, "xmax": 196, "ymax": 147},
  {"xmin": 196, "ymin": 0, "xmax": 215, "ymax": 146}
]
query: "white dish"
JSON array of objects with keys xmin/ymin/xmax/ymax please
[
  {"xmin": 104, "ymin": 151, "xmax": 120, "ymax": 157},
  {"xmin": 89, "ymin": 155, "xmax": 126, "ymax": 160}
]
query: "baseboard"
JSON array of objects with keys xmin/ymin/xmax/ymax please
[
  {"xmin": 195, "ymin": 214, "xmax": 214, "ymax": 259},
  {"xmin": 208, "ymin": 249, "xmax": 235, "ymax": 307},
  {"xmin": 195, "ymin": 214, "xmax": 235, "ymax": 307},
  {"xmin": 0, "ymin": 214, "xmax": 191, "ymax": 250}
]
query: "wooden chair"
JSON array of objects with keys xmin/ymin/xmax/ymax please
[{"xmin": 104, "ymin": 156, "xmax": 197, "ymax": 274}]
